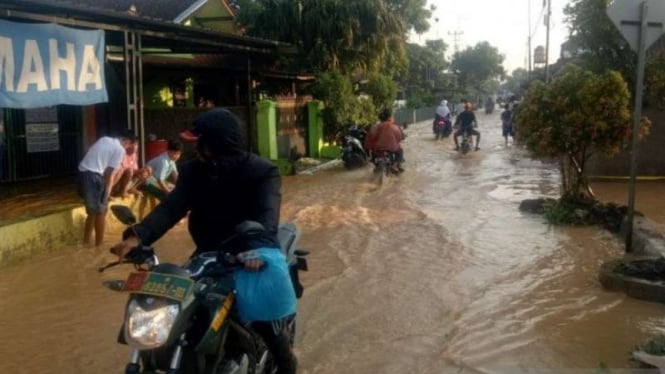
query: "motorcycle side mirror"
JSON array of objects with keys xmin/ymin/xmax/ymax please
[
  {"xmin": 235, "ymin": 221, "xmax": 266, "ymax": 236},
  {"xmin": 111, "ymin": 205, "xmax": 137, "ymax": 225}
]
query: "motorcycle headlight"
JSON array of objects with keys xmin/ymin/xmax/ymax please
[{"xmin": 125, "ymin": 299, "xmax": 179, "ymax": 349}]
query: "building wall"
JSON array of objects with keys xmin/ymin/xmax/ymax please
[
  {"xmin": 144, "ymin": 106, "xmax": 251, "ymax": 162},
  {"xmin": 587, "ymin": 107, "xmax": 665, "ymax": 176}
]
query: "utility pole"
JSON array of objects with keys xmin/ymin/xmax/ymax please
[
  {"xmin": 528, "ymin": 0, "xmax": 532, "ymax": 79},
  {"xmin": 448, "ymin": 29, "xmax": 464, "ymax": 54},
  {"xmin": 544, "ymin": 0, "xmax": 552, "ymax": 82}
]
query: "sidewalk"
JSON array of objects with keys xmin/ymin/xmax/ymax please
[
  {"xmin": 0, "ymin": 177, "xmax": 138, "ymax": 265},
  {"xmin": 0, "ymin": 177, "xmax": 79, "ymax": 226}
]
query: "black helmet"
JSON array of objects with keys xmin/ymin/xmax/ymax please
[{"xmin": 180, "ymin": 108, "xmax": 245, "ymax": 157}]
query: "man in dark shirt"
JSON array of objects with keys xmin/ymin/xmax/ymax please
[
  {"xmin": 501, "ymin": 104, "xmax": 514, "ymax": 146},
  {"xmin": 454, "ymin": 102, "xmax": 481, "ymax": 151},
  {"xmin": 111, "ymin": 108, "xmax": 297, "ymax": 373}
]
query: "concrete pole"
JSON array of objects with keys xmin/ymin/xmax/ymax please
[
  {"xmin": 528, "ymin": 0, "xmax": 532, "ymax": 79},
  {"xmin": 626, "ymin": 1, "xmax": 649, "ymax": 253},
  {"xmin": 545, "ymin": 0, "xmax": 552, "ymax": 82}
]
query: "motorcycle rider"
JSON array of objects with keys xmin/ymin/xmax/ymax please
[
  {"xmin": 434, "ymin": 100, "xmax": 452, "ymax": 140},
  {"xmin": 365, "ymin": 108, "xmax": 405, "ymax": 172},
  {"xmin": 454, "ymin": 102, "xmax": 481, "ymax": 151},
  {"xmin": 111, "ymin": 108, "xmax": 298, "ymax": 374}
]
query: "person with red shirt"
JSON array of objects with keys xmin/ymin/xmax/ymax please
[{"xmin": 364, "ymin": 108, "xmax": 405, "ymax": 172}]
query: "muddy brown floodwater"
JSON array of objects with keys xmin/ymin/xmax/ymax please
[{"xmin": 1, "ymin": 112, "xmax": 664, "ymax": 374}]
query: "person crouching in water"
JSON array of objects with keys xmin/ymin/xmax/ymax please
[{"xmin": 364, "ymin": 108, "xmax": 405, "ymax": 172}]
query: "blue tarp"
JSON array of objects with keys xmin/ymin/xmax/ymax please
[{"xmin": 0, "ymin": 19, "xmax": 108, "ymax": 108}]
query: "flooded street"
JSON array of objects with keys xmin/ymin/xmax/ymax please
[{"xmin": 1, "ymin": 112, "xmax": 665, "ymax": 373}]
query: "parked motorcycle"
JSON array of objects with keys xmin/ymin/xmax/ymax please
[
  {"xmin": 341, "ymin": 125, "xmax": 368, "ymax": 169},
  {"xmin": 100, "ymin": 206, "xmax": 309, "ymax": 374}
]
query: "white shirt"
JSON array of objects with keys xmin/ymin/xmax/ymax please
[
  {"xmin": 436, "ymin": 104, "xmax": 450, "ymax": 118},
  {"xmin": 78, "ymin": 136, "xmax": 125, "ymax": 174}
]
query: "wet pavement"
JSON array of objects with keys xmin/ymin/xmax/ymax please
[{"xmin": 1, "ymin": 112, "xmax": 664, "ymax": 373}]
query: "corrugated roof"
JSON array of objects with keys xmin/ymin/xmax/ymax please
[
  {"xmin": 0, "ymin": 0, "xmax": 291, "ymax": 55},
  {"xmin": 50, "ymin": 0, "xmax": 202, "ymax": 22}
]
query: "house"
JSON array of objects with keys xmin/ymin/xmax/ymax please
[{"xmin": 0, "ymin": 0, "xmax": 294, "ymax": 182}]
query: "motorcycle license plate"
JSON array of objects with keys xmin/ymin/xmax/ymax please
[{"xmin": 122, "ymin": 272, "xmax": 194, "ymax": 302}]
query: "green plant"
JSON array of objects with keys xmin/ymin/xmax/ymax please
[
  {"xmin": 542, "ymin": 199, "xmax": 576, "ymax": 225},
  {"xmin": 363, "ymin": 72, "xmax": 397, "ymax": 110},
  {"xmin": 515, "ymin": 65, "xmax": 650, "ymax": 199},
  {"xmin": 636, "ymin": 335, "xmax": 665, "ymax": 356}
]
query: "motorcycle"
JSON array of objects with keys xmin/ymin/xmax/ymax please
[
  {"xmin": 101, "ymin": 205, "xmax": 309, "ymax": 374},
  {"xmin": 433, "ymin": 117, "xmax": 452, "ymax": 140},
  {"xmin": 371, "ymin": 151, "xmax": 399, "ymax": 184},
  {"xmin": 459, "ymin": 131, "xmax": 473, "ymax": 155},
  {"xmin": 341, "ymin": 125, "xmax": 368, "ymax": 170}
]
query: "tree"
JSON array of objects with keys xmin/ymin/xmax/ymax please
[
  {"xmin": 309, "ymin": 72, "xmax": 378, "ymax": 141},
  {"xmin": 402, "ymin": 39, "xmax": 450, "ymax": 107},
  {"xmin": 502, "ymin": 68, "xmax": 530, "ymax": 97},
  {"xmin": 451, "ymin": 41, "xmax": 505, "ymax": 96},
  {"xmin": 362, "ymin": 72, "xmax": 398, "ymax": 110},
  {"xmin": 563, "ymin": 0, "xmax": 633, "ymax": 77},
  {"xmin": 563, "ymin": 0, "xmax": 665, "ymax": 108},
  {"xmin": 384, "ymin": 0, "xmax": 431, "ymax": 34},
  {"xmin": 237, "ymin": 0, "xmax": 432, "ymax": 74},
  {"xmin": 515, "ymin": 65, "xmax": 649, "ymax": 199}
]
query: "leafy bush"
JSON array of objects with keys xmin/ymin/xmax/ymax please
[
  {"xmin": 636, "ymin": 335, "xmax": 665, "ymax": 356},
  {"xmin": 542, "ymin": 200, "xmax": 574, "ymax": 225},
  {"xmin": 515, "ymin": 65, "xmax": 650, "ymax": 199},
  {"xmin": 363, "ymin": 72, "xmax": 397, "ymax": 110}
]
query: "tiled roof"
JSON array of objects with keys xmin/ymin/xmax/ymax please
[{"xmin": 50, "ymin": 0, "xmax": 202, "ymax": 22}]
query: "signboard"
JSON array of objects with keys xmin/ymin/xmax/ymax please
[
  {"xmin": 25, "ymin": 107, "xmax": 59, "ymax": 153},
  {"xmin": 608, "ymin": 0, "xmax": 665, "ymax": 52},
  {"xmin": 0, "ymin": 19, "xmax": 108, "ymax": 109},
  {"xmin": 534, "ymin": 46, "xmax": 546, "ymax": 64}
]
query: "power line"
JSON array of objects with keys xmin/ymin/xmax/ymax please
[{"xmin": 531, "ymin": 2, "xmax": 547, "ymax": 39}]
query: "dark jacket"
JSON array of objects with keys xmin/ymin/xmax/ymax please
[
  {"xmin": 455, "ymin": 111, "xmax": 477, "ymax": 131},
  {"xmin": 125, "ymin": 153, "xmax": 281, "ymax": 254}
]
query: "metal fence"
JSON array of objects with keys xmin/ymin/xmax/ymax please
[
  {"xmin": 2, "ymin": 106, "xmax": 82, "ymax": 182},
  {"xmin": 394, "ymin": 106, "xmax": 437, "ymax": 125}
]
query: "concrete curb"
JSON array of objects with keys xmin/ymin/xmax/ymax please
[
  {"xmin": 0, "ymin": 196, "xmax": 139, "ymax": 266},
  {"xmin": 297, "ymin": 159, "xmax": 342, "ymax": 175},
  {"xmin": 599, "ymin": 259, "xmax": 665, "ymax": 304},
  {"xmin": 621, "ymin": 216, "xmax": 665, "ymax": 258},
  {"xmin": 599, "ymin": 216, "xmax": 665, "ymax": 304}
]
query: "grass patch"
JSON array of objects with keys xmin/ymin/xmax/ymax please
[
  {"xmin": 634, "ymin": 335, "xmax": 665, "ymax": 365},
  {"xmin": 542, "ymin": 199, "xmax": 577, "ymax": 225},
  {"xmin": 521, "ymin": 197, "xmax": 627, "ymax": 232}
]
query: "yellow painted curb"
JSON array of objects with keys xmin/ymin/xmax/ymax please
[
  {"xmin": 0, "ymin": 196, "xmax": 142, "ymax": 266},
  {"xmin": 591, "ymin": 176, "xmax": 665, "ymax": 181}
]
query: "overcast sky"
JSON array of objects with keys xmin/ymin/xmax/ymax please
[{"xmin": 410, "ymin": 0, "xmax": 571, "ymax": 75}]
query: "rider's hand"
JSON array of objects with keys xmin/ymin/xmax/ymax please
[
  {"xmin": 237, "ymin": 250, "xmax": 264, "ymax": 271},
  {"xmin": 111, "ymin": 236, "xmax": 140, "ymax": 260}
]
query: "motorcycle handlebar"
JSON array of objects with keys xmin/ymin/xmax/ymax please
[{"xmin": 99, "ymin": 246, "xmax": 158, "ymax": 273}]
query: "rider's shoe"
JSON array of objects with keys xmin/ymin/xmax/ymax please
[{"xmin": 475, "ymin": 146, "xmax": 480, "ymax": 151}]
